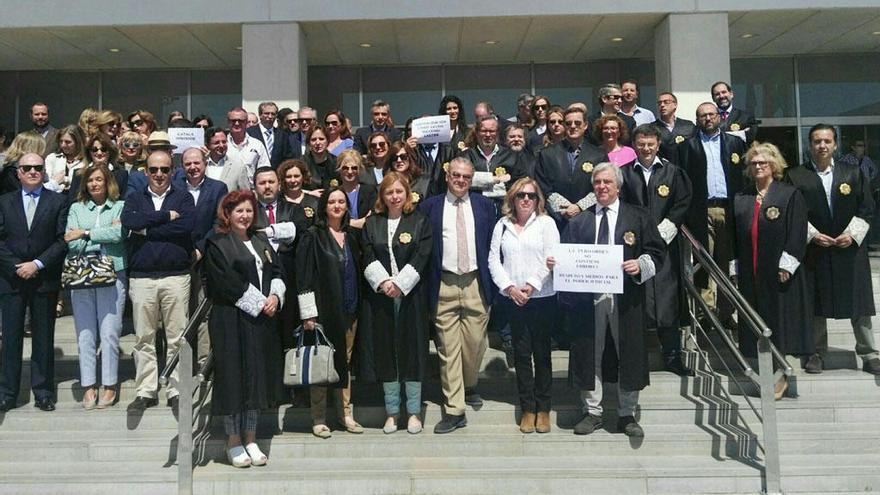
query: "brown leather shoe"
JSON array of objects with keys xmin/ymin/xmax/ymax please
[
  {"xmin": 519, "ymin": 411, "xmax": 536, "ymax": 434},
  {"xmin": 536, "ymin": 412, "xmax": 551, "ymax": 433}
]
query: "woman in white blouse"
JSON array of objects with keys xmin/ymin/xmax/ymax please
[
  {"xmin": 44, "ymin": 125, "xmax": 86, "ymax": 193},
  {"xmin": 488, "ymin": 177, "xmax": 560, "ymax": 434}
]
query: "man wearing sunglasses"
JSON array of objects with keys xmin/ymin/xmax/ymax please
[
  {"xmin": 0, "ymin": 153, "xmax": 68, "ymax": 412},
  {"xmin": 226, "ymin": 107, "xmax": 270, "ymax": 189},
  {"xmin": 587, "ymin": 84, "xmax": 636, "ymax": 146},
  {"xmin": 353, "ymin": 100, "xmax": 402, "ymax": 155},
  {"xmin": 122, "ymin": 151, "xmax": 195, "ymax": 412}
]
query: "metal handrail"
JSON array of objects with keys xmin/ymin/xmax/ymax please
[
  {"xmin": 160, "ymin": 297, "xmax": 213, "ymax": 387},
  {"xmin": 680, "ymin": 226, "xmax": 792, "ymax": 376}
]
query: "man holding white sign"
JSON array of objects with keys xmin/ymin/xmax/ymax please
[{"xmin": 556, "ymin": 162, "xmax": 664, "ymax": 438}]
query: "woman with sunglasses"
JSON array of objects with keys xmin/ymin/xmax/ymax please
[
  {"xmin": 69, "ymin": 135, "xmax": 129, "ymax": 201},
  {"xmin": 117, "ymin": 131, "xmax": 147, "ymax": 173},
  {"xmin": 324, "ymin": 110, "xmax": 353, "ymax": 157},
  {"xmin": 538, "ymin": 106, "xmax": 567, "ymax": 154},
  {"xmin": 335, "ymin": 150, "xmax": 376, "ymax": 230},
  {"xmin": 93, "ymin": 110, "xmax": 122, "ymax": 143},
  {"xmin": 386, "ymin": 141, "xmax": 429, "ymax": 205},
  {"xmin": 363, "ymin": 132, "xmax": 391, "ymax": 186},
  {"xmin": 525, "ymin": 95, "xmax": 550, "ymax": 153},
  {"xmin": 303, "ymin": 125, "xmax": 337, "ymax": 192},
  {"xmin": 45, "ymin": 125, "xmax": 86, "ymax": 194},
  {"xmin": 127, "ymin": 110, "xmax": 157, "ymax": 140},
  {"xmin": 488, "ymin": 177, "xmax": 560, "ymax": 434}
]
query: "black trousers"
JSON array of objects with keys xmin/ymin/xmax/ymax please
[
  {"xmin": 657, "ymin": 326, "xmax": 682, "ymax": 359},
  {"xmin": 0, "ymin": 290, "xmax": 58, "ymax": 401},
  {"xmin": 506, "ymin": 296, "xmax": 554, "ymax": 413}
]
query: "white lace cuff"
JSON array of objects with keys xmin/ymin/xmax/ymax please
[
  {"xmin": 472, "ymin": 171, "xmax": 495, "ymax": 189},
  {"xmin": 657, "ymin": 218, "xmax": 678, "ymax": 245},
  {"xmin": 729, "ymin": 259, "xmax": 738, "ymax": 277},
  {"xmin": 547, "ymin": 193, "xmax": 571, "ymax": 213},
  {"xmin": 393, "ymin": 264, "xmax": 421, "ymax": 296},
  {"xmin": 298, "ymin": 291, "xmax": 318, "ymax": 320},
  {"xmin": 270, "ymin": 278, "xmax": 286, "ymax": 309},
  {"xmin": 268, "ymin": 222, "xmax": 296, "ymax": 241},
  {"xmin": 635, "ymin": 254, "xmax": 655, "ymax": 284},
  {"xmin": 364, "ymin": 260, "xmax": 392, "ymax": 292},
  {"xmin": 235, "ymin": 284, "xmax": 267, "ymax": 317},
  {"xmin": 576, "ymin": 192, "xmax": 597, "ymax": 212},
  {"xmin": 807, "ymin": 222, "xmax": 819, "ymax": 244},
  {"xmin": 843, "ymin": 216, "xmax": 870, "ymax": 246},
  {"xmin": 725, "ymin": 129, "xmax": 747, "ymax": 142},
  {"xmin": 778, "ymin": 250, "xmax": 800, "ymax": 275}
]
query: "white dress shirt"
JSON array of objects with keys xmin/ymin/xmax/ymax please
[
  {"xmin": 441, "ymin": 192, "xmax": 478, "ymax": 274},
  {"xmin": 226, "ymin": 133, "xmax": 270, "ymax": 187},
  {"xmin": 488, "ymin": 213, "xmax": 559, "ymax": 299},
  {"xmin": 148, "ymin": 186, "xmax": 170, "ymax": 210}
]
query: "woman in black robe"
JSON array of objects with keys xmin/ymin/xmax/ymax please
[
  {"xmin": 296, "ymin": 186, "xmax": 364, "ymax": 438},
  {"xmin": 733, "ymin": 143, "xmax": 813, "ymax": 399},
  {"xmin": 204, "ymin": 189, "xmax": 286, "ymax": 467},
  {"xmin": 360, "ymin": 172, "xmax": 432, "ymax": 434},
  {"xmin": 302, "ymin": 125, "xmax": 337, "ymax": 191}
]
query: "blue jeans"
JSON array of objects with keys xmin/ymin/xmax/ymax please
[
  {"xmin": 382, "ymin": 381, "xmax": 421, "ymax": 416},
  {"xmin": 70, "ymin": 272, "xmax": 127, "ymax": 387}
]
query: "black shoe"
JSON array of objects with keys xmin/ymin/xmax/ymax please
[
  {"xmin": 34, "ymin": 397, "xmax": 55, "ymax": 412},
  {"xmin": 128, "ymin": 396, "xmax": 158, "ymax": 411},
  {"xmin": 464, "ymin": 389, "xmax": 483, "ymax": 410},
  {"xmin": 0, "ymin": 396, "xmax": 16, "ymax": 412},
  {"xmin": 434, "ymin": 413, "xmax": 467, "ymax": 434},
  {"xmin": 804, "ymin": 353, "xmax": 823, "ymax": 374},
  {"xmin": 573, "ymin": 414, "xmax": 603, "ymax": 435},
  {"xmin": 862, "ymin": 358, "xmax": 880, "ymax": 375},
  {"xmin": 502, "ymin": 340, "xmax": 515, "ymax": 369},
  {"xmin": 664, "ymin": 356, "xmax": 694, "ymax": 376},
  {"xmin": 617, "ymin": 416, "xmax": 644, "ymax": 437}
]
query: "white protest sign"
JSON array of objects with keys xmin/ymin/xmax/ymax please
[
  {"xmin": 168, "ymin": 128, "xmax": 204, "ymax": 154},
  {"xmin": 410, "ymin": 115, "xmax": 451, "ymax": 144},
  {"xmin": 552, "ymin": 243, "xmax": 624, "ymax": 294}
]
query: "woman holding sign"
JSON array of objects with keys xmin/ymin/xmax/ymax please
[{"xmin": 488, "ymin": 177, "xmax": 560, "ymax": 434}]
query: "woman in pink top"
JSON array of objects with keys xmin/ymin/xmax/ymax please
[{"xmin": 593, "ymin": 114, "xmax": 637, "ymax": 167}]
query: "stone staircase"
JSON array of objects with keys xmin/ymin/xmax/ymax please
[{"xmin": 2, "ymin": 264, "xmax": 880, "ymax": 494}]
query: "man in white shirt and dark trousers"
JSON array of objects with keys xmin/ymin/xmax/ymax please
[{"xmin": 559, "ymin": 162, "xmax": 665, "ymax": 437}]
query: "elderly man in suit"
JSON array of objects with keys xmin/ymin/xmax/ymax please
[
  {"xmin": 246, "ymin": 101, "xmax": 301, "ymax": 168},
  {"xmin": 420, "ymin": 157, "xmax": 497, "ymax": 434},
  {"xmin": 0, "ymin": 153, "xmax": 68, "ymax": 412},
  {"xmin": 679, "ymin": 102, "xmax": 748, "ymax": 326},
  {"xmin": 711, "ymin": 81, "xmax": 759, "ymax": 145},
  {"xmin": 559, "ymin": 162, "xmax": 665, "ymax": 437}
]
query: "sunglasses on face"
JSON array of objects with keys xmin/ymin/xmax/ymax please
[
  {"xmin": 130, "ymin": 119, "xmax": 144, "ymax": 126},
  {"xmin": 19, "ymin": 165, "xmax": 44, "ymax": 173},
  {"xmin": 122, "ymin": 142, "xmax": 140, "ymax": 149},
  {"xmin": 325, "ymin": 120, "xmax": 340, "ymax": 127},
  {"xmin": 534, "ymin": 104, "xmax": 548, "ymax": 110},
  {"xmin": 228, "ymin": 118, "xmax": 245, "ymax": 124},
  {"xmin": 90, "ymin": 147, "xmax": 107, "ymax": 154},
  {"xmin": 295, "ymin": 118, "xmax": 314, "ymax": 123},
  {"xmin": 450, "ymin": 172, "xmax": 473, "ymax": 181},
  {"xmin": 604, "ymin": 95, "xmax": 622, "ymax": 100},
  {"xmin": 515, "ymin": 192, "xmax": 538, "ymax": 200},
  {"xmin": 370, "ymin": 142, "xmax": 387, "ymax": 149},
  {"xmin": 285, "ymin": 119, "xmax": 297, "ymax": 125},
  {"xmin": 148, "ymin": 166, "xmax": 171, "ymax": 175},
  {"xmin": 393, "ymin": 153, "xmax": 408, "ymax": 162}
]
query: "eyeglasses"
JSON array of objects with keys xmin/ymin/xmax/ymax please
[
  {"xmin": 19, "ymin": 165, "xmax": 44, "ymax": 173},
  {"xmin": 450, "ymin": 172, "xmax": 473, "ymax": 181},
  {"xmin": 549, "ymin": 119, "xmax": 564, "ymax": 125},
  {"xmin": 751, "ymin": 160, "xmax": 771, "ymax": 168},
  {"xmin": 148, "ymin": 166, "xmax": 171, "ymax": 175},
  {"xmin": 534, "ymin": 104, "xmax": 548, "ymax": 110},
  {"xmin": 603, "ymin": 95, "xmax": 622, "ymax": 100},
  {"xmin": 564, "ymin": 121, "xmax": 584, "ymax": 128},
  {"xmin": 90, "ymin": 147, "xmax": 108, "ymax": 154},
  {"xmin": 130, "ymin": 119, "xmax": 144, "ymax": 127},
  {"xmin": 370, "ymin": 142, "xmax": 388, "ymax": 149},
  {"xmin": 228, "ymin": 118, "xmax": 246, "ymax": 124},
  {"xmin": 295, "ymin": 118, "xmax": 314, "ymax": 123},
  {"xmin": 393, "ymin": 153, "xmax": 408, "ymax": 162},
  {"xmin": 285, "ymin": 119, "xmax": 296, "ymax": 125},
  {"xmin": 514, "ymin": 192, "xmax": 538, "ymax": 200},
  {"xmin": 122, "ymin": 142, "xmax": 140, "ymax": 149},
  {"xmin": 325, "ymin": 120, "xmax": 340, "ymax": 127},
  {"xmin": 340, "ymin": 165, "xmax": 359, "ymax": 172}
]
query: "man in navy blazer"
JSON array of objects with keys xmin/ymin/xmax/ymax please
[
  {"xmin": 419, "ymin": 157, "xmax": 496, "ymax": 433},
  {"xmin": 246, "ymin": 101, "xmax": 301, "ymax": 168},
  {"xmin": 0, "ymin": 153, "xmax": 68, "ymax": 412}
]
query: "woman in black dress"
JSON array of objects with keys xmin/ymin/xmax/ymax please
[
  {"xmin": 296, "ymin": 187, "xmax": 364, "ymax": 438},
  {"xmin": 360, "ymin": 172, "xmax": 432, "ymax": 434},
  {"xmin": 204, "ymin": 189, "xmax": 286, "ymax": 467},
  {"xmin": 303, "ymin": 125, "xmax": 337, "ymax": 191},
  {"xmin": 387, "ymin": 141, "xmax": 430, "ymax": 206},
  {"xmin": 733, "ymin": 142, "xmax": 813, "ymax": 399}
]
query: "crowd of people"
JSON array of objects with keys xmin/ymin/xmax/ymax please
[{"xmin": 0, "ymin": 80, "xmax": 876, "ymax": 469}]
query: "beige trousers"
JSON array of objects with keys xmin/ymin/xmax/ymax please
[
  {"xmin": 702, "ymin": 206, "xmax": 734, "ymax": 322},
  {"xmin": 310, "ymin": 319, "xmax": 357, "ymax": 424}
]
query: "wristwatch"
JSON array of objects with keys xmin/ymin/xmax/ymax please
[{"xmin": 84, "ymin": 230, "xmax": 91, "ymax": 239}]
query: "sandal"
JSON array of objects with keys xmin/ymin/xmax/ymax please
[
  {"xmin": 312, "ymin": 424, "xmax": 332, "ymax": 439},
  {"xmin": 383, "ymin": 415, "xmax": 399, "ymax": 434},
  {"xmin": 343, "ymin": 416, "xmax": 364, "ymax": 434},
  {"xmin": 407, "ymin": 414, "xmax": 423, "ymax": 434}
]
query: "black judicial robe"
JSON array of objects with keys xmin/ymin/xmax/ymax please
[
  {"xmin": 534, "ymin": 140, "xmax": 609, "ymax": 227},
  {"xmin": 559, "ymin": 202, "xmax": 665, "ymax": 392},
  {"xmin": 204, "ymin": 232, "xmax": 285, "ymax": 415},
  {"xmin": 733, "ymin": 182, "xmax": 813, "ymax": 357},
  {"xmin": 432, "ymin": 146, "xmax": 526, "ymax": 199},
  {"xmin": 785, "ymin": 161, "xmax": 875, "ymax": 319},
  {"xmin": 295, "ymin": 226, "xmax": 363, "ymax": 388},
  {"xmin": 358, "ymin": 211, "xmax": 432, "ymax": 383},
  {"xmin": 620, "ymin": 158, "xmax": 692, "ymax": 328},
  {"xmin": 655, "ymin": 118, "xmax": 696, "ymax": 162},
  {"xmin": 278, "ymin": 194, "xmax": 319, "ymax": 349},
  {"xmin": 302, "ymin": 152, "xmax": 337, "ymax": 191}
]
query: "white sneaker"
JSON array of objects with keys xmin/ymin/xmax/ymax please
[
  {"xmin": 227, "ymin": 445, "xmax": 251, "ymax": 468},
  {"xmin": 383, "ymin": 416, "xmax": 398, "ymax": 434},
  {"xmin": 245, "ymin": 442, "xmax": 267, "ymax": 466}
]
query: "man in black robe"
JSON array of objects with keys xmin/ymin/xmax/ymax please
[
  {"xmin": 559, "ymin": 162, "xmax": 665, "ymax": 437},
  {"xmin": 711, "ymin": 81, "xmax": 759, "ymax": 145},
  {"xmin": 784, "ymin": 124, "xmax": 879, "ymax": 375},
  {"xmin": 620, "ymin": 124, "xmax": 693, "ymax": 375},
  {"xmin": 654, "ymin": 92, "xmax": 695, "ymax": 162}
]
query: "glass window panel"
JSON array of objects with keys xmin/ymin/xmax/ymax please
[
  {"xmin": 362, "ymin": 66, "xmax": 441, "ymax": 129},
  {"xmin": 755, "ymin": 125, "xmax": 799, "ymax": 167},
  {"xmin": 307, "ymin": 66, "xmax": 360, "ymax": 125},
  {"xmin": 798, "ymin": 54, "xmax": 880, "ymax": 118},
  {"xmin": 102, "ymin": 70, "xmax": 187, "ymax": 126},
  {"xmin": 17, "ymin": 71, "xmax": 99, "ymax": 132},
  {"xmin": 0, "ymin": 72, "xmax": 17, "ymax": 135},
  {"xmin": 534, "ymin": 62, "xmax": 621, "ymax": 114},
  {"xmin": 191, "ymin": 70, "xmax": 241, "ymax": 127},
  {"xmin": 445, "ymin": 64, "xmax": 531, "ymax": 122},
  {"xmin": 618, "ymin": 60, "xmax": 656, "ymax": 116},
  {"xmin": 729, "ymin": 58, "xmax": 796, "ymax": 119}
]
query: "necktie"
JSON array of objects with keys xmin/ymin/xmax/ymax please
[
  {"xmin": 569, "ymin": 147, "xmax": 580, "ymax": 173},
  {"xmin": 265, "ymin": 129, "xmax": 274, "ymax": 152},
  {"xmin": 455, "ymin": 198, "xmax": 469, "ymax": 274},
  {"xmin": 267, "ymin": 204, "xmax": 275, "ymax": 224},
  {"xmin": 721, "ymin": 110, "xmax": 729, "ymax": 121},
  {"xmin": 597, "ymin": 207, "xmax": 609, "ymax": 245},
  {"xmin": 25, "ymin": 192, "xmax": 37, "ymax": 229}
]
